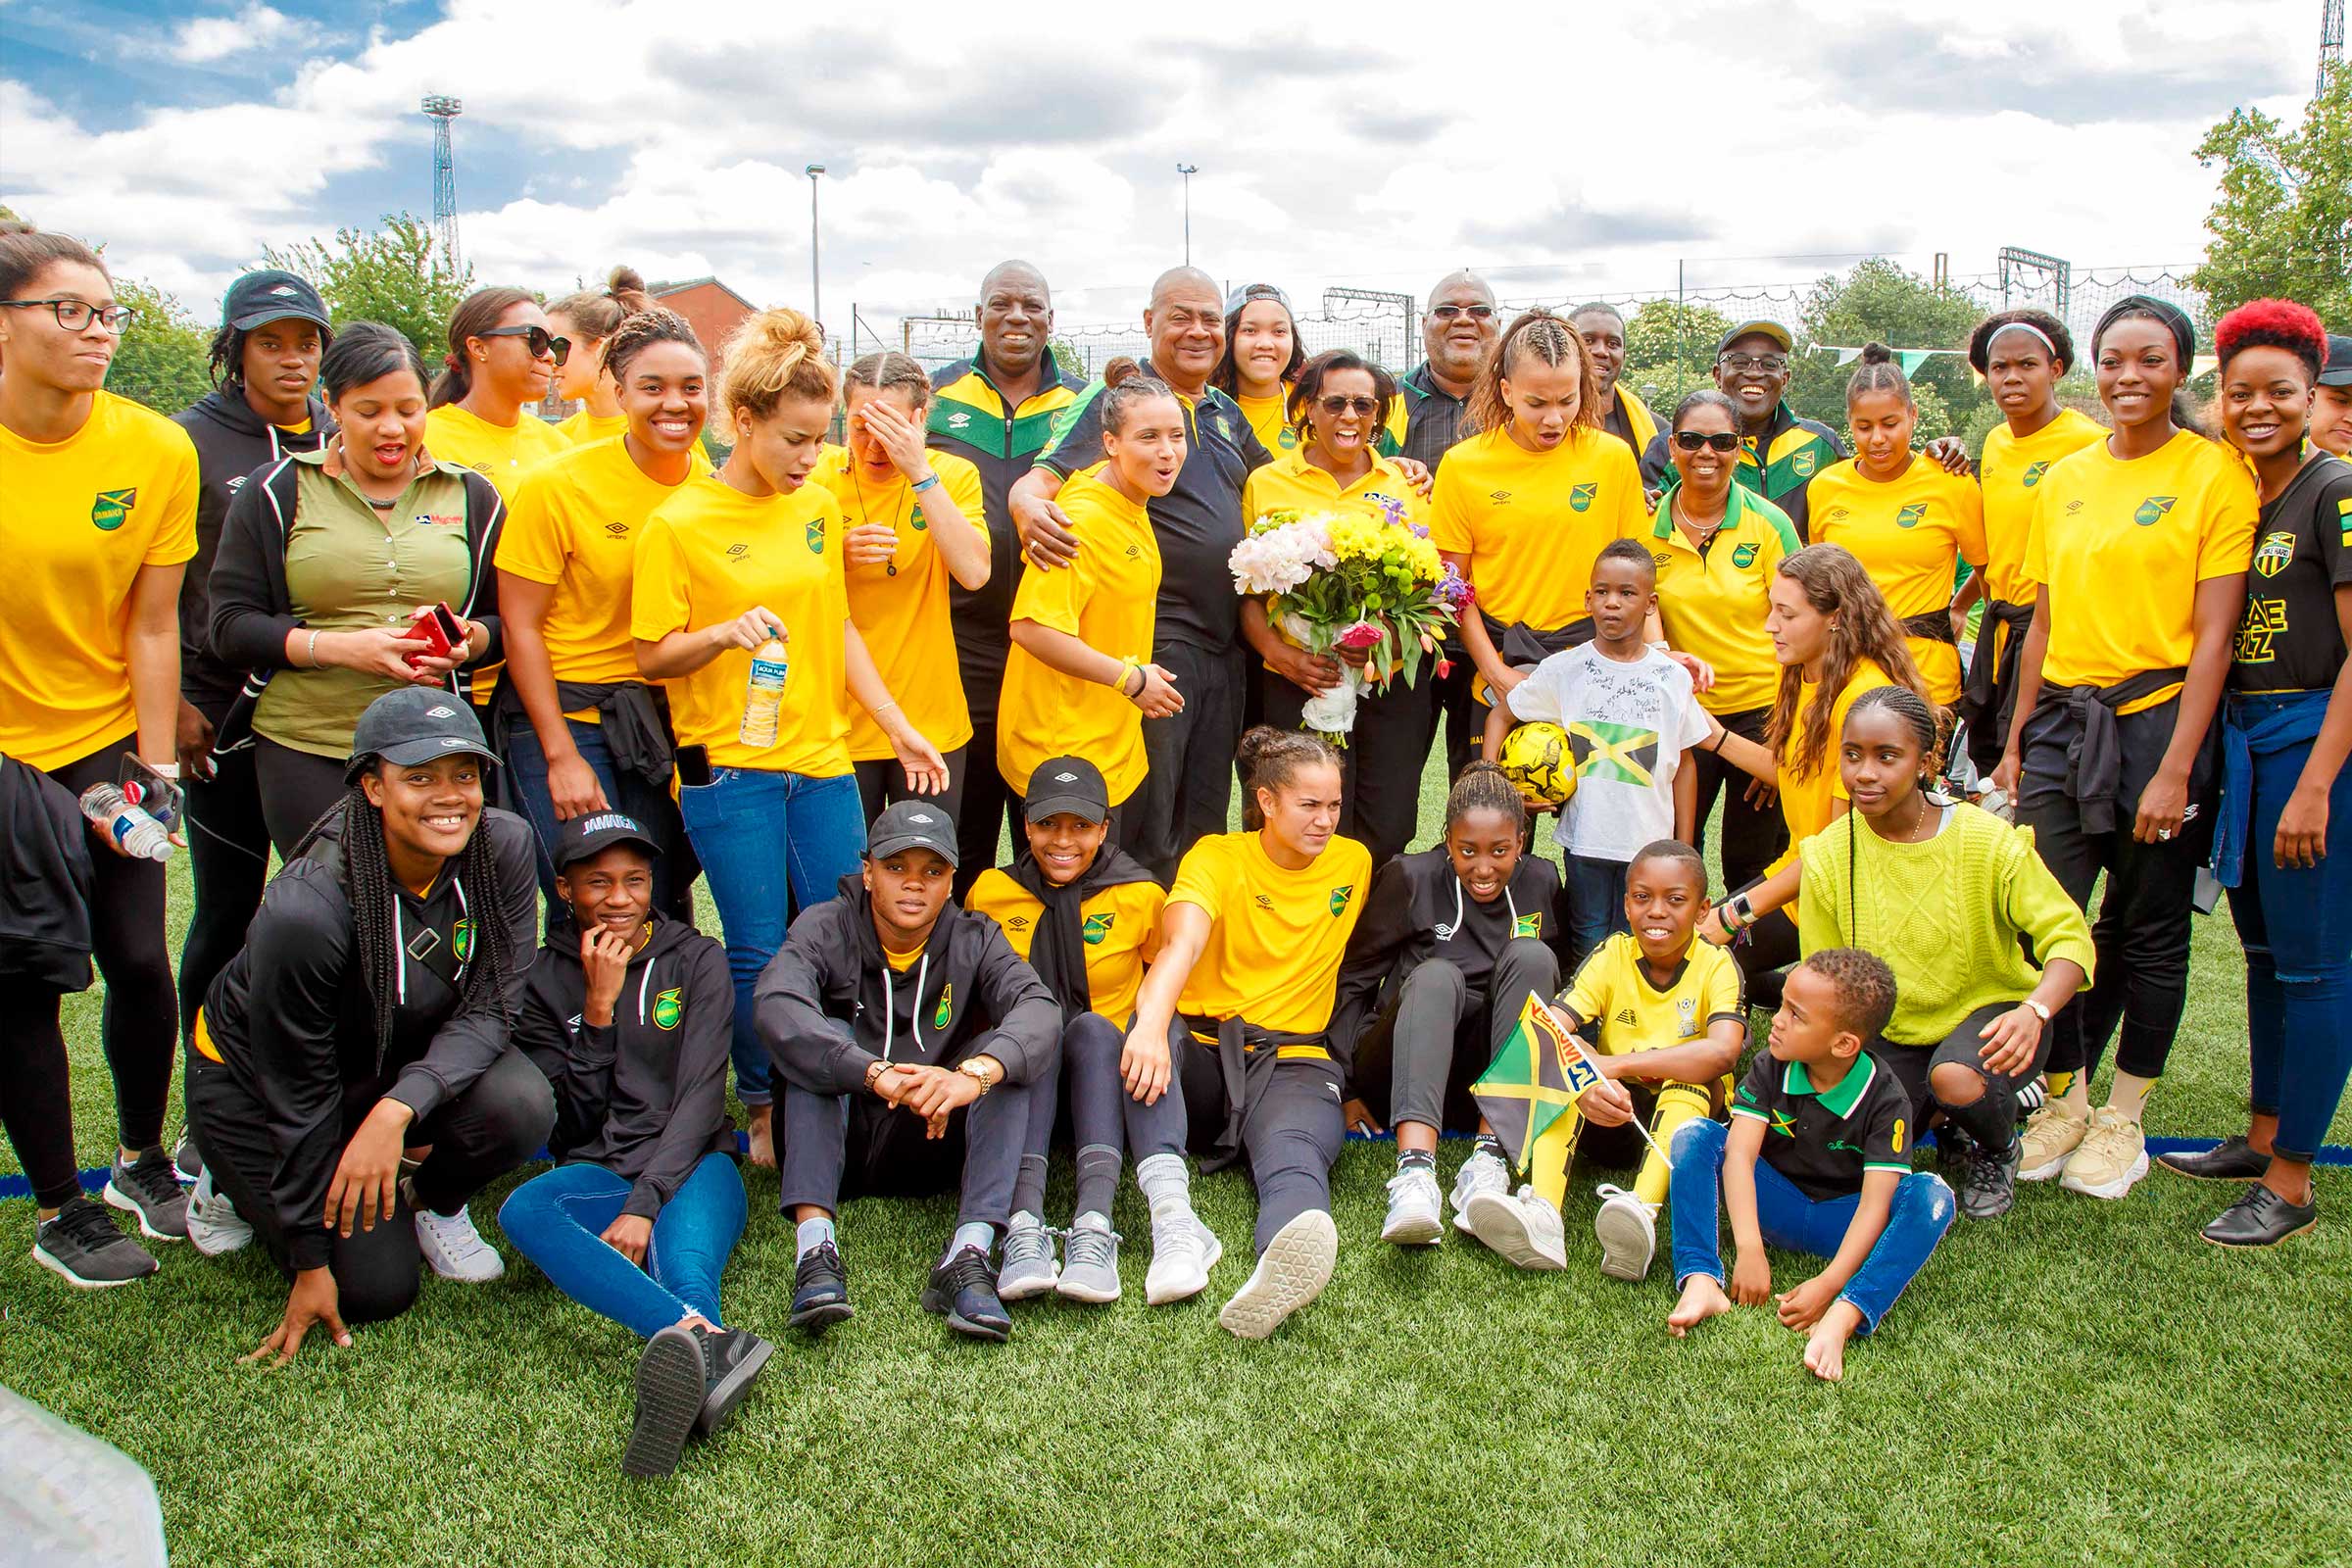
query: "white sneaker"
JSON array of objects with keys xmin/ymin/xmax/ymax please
[
  {"xmin": 1462, "ymin": 1183, "xmax": 1566, "ymax": 1270},
  {"xmin": 1144, "ymin": 1210, "xmax": 1223, "ymax": 1305},
  {"xmin": 995, "ymin": 1214, "xmax": 1060, "ymax": 1301},
  {"xmin": 1380, "ymin": 1165, "xmax": 1445, "ymax": 1246},
  {"xmin": 1449, "ymin": 1148, "xmax": 1511, "ymax": 1236},
  {"xmin": 185, "ymin": 1168, "xmax": 253, "ymax": 1257},
  {"xmin": 414, "ymin": 1201, "xmax": 505, "ymax": 1282},
  {"xmin": 1592, "ymin": 1184, "xmax": 1657, "ymax": 1281},
  {"xmin": 1217, "ymin": 1208, "xmax": 1338, "ymax": 1340}
]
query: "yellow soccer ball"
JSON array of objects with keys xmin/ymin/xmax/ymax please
[{"xmin": 1496, "ymin": 721, "xmax": 1578, "ymax": 808}]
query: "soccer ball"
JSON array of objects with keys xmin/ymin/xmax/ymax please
[{"xmin": 1497, "ymin": 722, "xmax": 1578, "ymax": 808}]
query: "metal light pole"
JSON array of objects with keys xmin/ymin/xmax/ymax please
[
  {"xmin": 1176, "ymin": 164, "xmax": 1198, "ymax": 264},
  {"xmin": 806, "ymin": 165, "xmax": 825, "ymax": 327}
]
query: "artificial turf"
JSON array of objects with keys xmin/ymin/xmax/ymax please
[{"xmin": 5, "ymin": 766, "xmax": 2349, "ymax": 1568}]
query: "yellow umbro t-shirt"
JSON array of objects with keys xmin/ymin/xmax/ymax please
[
  {"xmin": 1808, "ymin": 454, "xmax": 1986, "ymax": 705},
  {"xmin": 1169, "ymin": 830, "xmax": 1372, "ymax": 1035},
  {"xmin": 1428, "ymin": 425, "xmax": 1646, "ymax": 631},
  {"xmin": 966, "ymin": 870, "xmax": 1166, "ymax": 1023}
]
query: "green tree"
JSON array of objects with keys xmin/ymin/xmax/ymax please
[
  {"xmin": 1619, "ymin": 299, "xmax": 1734, "ymax": 412},
  {"xmin": 264, "ymin": 212, "xmax": 474, "ymax": 363},
  {"xmin": 1790, "ymin": 258, "xmax": 1992, "ymax": 441},
  {"xmin": 2187, "ymin": 72, "xmax": 2352, "ymax": 323},
  {"xmin": 107, "ymin": 277, "xmax": 214, "ymax": 415}
]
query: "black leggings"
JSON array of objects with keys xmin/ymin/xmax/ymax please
[
  {"xmin": 853, "ymin": 744, "xmax": 967, "ymax": 841},
  {"xmin": 1876, "ymin": 1002, "xmax": 2050, "ymax": 1153},
  {"xmin": 255, "ymin": 737, "xmax": 352, "ymax": 859},
  {"xmin": 1690, "ymin": 705, "xmax": 1788, "ymax": 898},
  {"xmin": 179, "ymin": 740, "xmax": 272, "ymax": 1047},
  {"xmin": 1174, "ymin": 1025, "xmax": 1345, "ymax": 1254},
  {"xmin": 44, "ymin": 739, "xmax": 175, "ymax": 1152},
  {"xmin": 954, "ymin": 713, "xmax": 1016, "ymax": 899},
  {"xmin": 0, "ymin": 976, "xmax": 79, "ymax": 1207}
]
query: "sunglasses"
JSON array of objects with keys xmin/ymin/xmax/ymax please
[
  {"xmin": 1430, "ymin": 304, "xmax": 1495, "ymax": 322},
  {"xmin": 1316, "ymin": 395, "xmax": 1380, "ymax": 416},
  {"xmin": 1674, "ymin": 430, "xmax": 1742, "ymax": 453},
  {"xmin": 477, "ymin": 324, "xmax": 571, "ymax": 366}
]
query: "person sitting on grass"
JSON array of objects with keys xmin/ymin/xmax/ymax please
[
  {"xmin": 181, "ymin": 689, "xmax": 550, "ymax": 1362},
  {"xmin": 1123, "ymin": 727, "xmax": 1373, "ymax": 1339},
  {"xmin": 1459, "ymin": 840, "xmax": 1744, "ymax": 1283},
  {"xmin": 1484, "ymin": 538, "xmax": 1711, "ymax": 970},
  {"xmin": 499, "ymin": 812, "xmax": 768, "ymax": 1480},
  {"xmin": 1664, "ymin": 948, "xmax": 1955, "ymax": 1383},
  {"xmin": 1329, "ymin": 760, "xmax": 1561, "ymax": 1249},
  {"xmin": 965, "ymin": 757, "xmax": 1195, "ymax": 1306},
  {"xmin": 755, "ymin": 800, "xmax": 1059, "ymax": 1343}
]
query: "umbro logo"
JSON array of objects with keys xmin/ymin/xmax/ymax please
[
  {"xmin": 1434, "ymin": 921, "xmax": 1455, "ymax": 941},
  {"xmin": 426, "ymin": 705, "xmax": 457, "ymax": 718},
  {"xmin": 1253, "ymin": 894, "xmax": 1274, "ymax": 909},
  {"xmin": 1489, "ymin": 490, "xmax": 1513, "ymax": 504},
  {"xmin": 1054, "ymin": 772, "xmax": 1078, "ymax": 784},
  {"xmin": 948, "ymin": 412, "xmax": 970, "ymax": 429},
  {"xmin": 908, "ymin": 811, "xmax": 937, "ymax": 824},
  {"xmin": 269, "ymin": 284, "xmax": 299, "ymax": 297},
  {"xmin": 726, "ymin": 542, "xmax": 750, "ymax": 560},
  {"xmin": 1007, "ymin": 914, "xmax": 1030, "ymax": 930},
  {"xmin": 605, "ymin": 521, "xmax": 629, "ymax": 537},
  {"xmin": 226, "ymin": 474, "xmax": 249, "ymax": 491}
]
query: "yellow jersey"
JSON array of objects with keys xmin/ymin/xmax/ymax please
[
  {"xmin": 965, "ymin": 869, "xmax": 1166, "ymax": 1023},
  {"xmin": 1428, "ymin": 425, "xmax": 1647, "ymax": 631},
  {"xmin": 1978, "ymin": 407, "xmax": 2105, "ymax": 608},
  {"xmin": 630, "ymin": 472, "xmax": 852, "ymax": 777},
  {"xmin": 1559, "ymin": 931, "xmax": 1745, "ymax": 1055},
  {"xmin": 555, "ymin": 408, "xmax": 629, "ymax": 446},
  {"xmin": 1242, "ymin": 447, "xmax": 1427, "ymax": 527},
  {"xmin": 1808, "ymin": 455, "xmax": 1986, "ymax": 706},
  {"xmin": 423, "ymin": 403, "xmax": 572, "ymax": 497},
  {"xmin": 996, "ymin": 467, "xmax": 1160, "ymax": 803},
  {"xmin": 1764, "ymin": 658, "xmax": 1894, "ymax": 882},
  {"xmin": 815, "ymin": 449, "xmax": 988, "ymax": 761},
  {"xmin": 1646, "ymin": 484, "xmax": 1800, "ymax": 715},
  {"xmin": 0, "ymin": 391, "xmax": 200, "ymax": 770},
  {"xmin": 1169, "ymin": 830, "xmax": 1373, "ymax": 1036}
]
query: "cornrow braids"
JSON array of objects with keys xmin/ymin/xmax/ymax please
[
  {"xmin": 1844, "ymin": 683, "xmax": 1943, "ymax": 777},
  {"xmin": 1238, "ymin": 724, "xmax": 1340, "ymax": 831},
  {"xmin": 1466, "ymin": 310, "xmax": 1602, "ymax": 439},
  {"xmin": 843, "ymin": 349, "xmax": 933, "ymax": 404},
  {"xmin": 1845, "ymin": 342, "xmax": 1912, "ymax": 407},
  {"xmin": 602, "ymin": 305, "xmax": 705, "ymax": 382},
  {"xmin": 1446, "ymin": 760, "xmax": 1526, "ymax": 836}
]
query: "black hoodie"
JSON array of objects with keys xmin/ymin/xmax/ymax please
[
  {"xmin": 171, "ymin": 385, "xmax": 332, "ymax": 720},
  {"xmin": 199, "ymin": 807, "xmax": 537, "ymax": 1270},
  {"xmin": 756, "ymin": 874, "xmax": 1060, "ymax": 1096},
  {"xmin": 514, "ymin": 913, "xmax": 736, "ymax": 1218}
]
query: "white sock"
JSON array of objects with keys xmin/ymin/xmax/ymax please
[
  {"xmin": 943, "ymin": 1220, "xmax": 994, "ymax": 1264},
  {"xmin": 1135, "ymin": 1152, "xmax": 1194, "ymax": 1222},
  {"xmin": 794, "ymin": 1216, "xmax": 835, "ymax": 1259}
]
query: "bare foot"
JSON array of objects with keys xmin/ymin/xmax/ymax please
[
  {"xmin": 1666, "ymin": 1274, "xmax": 1733, "ymax": 1338},
  {"xmin": 746, "ymin": 1104, "xmax": 775, "ymax": 1168},
  {"xmin": 1802, "ymin": 1300, "xmax": 1865, "ymax": 1382}
]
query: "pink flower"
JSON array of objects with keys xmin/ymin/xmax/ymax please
[
  {"xmin": 1435, "ymin": 659, "xmax": 1455, "ymax": 680},
  {"xmin": 1337, "ymin": 620, "xmax": 1384, "ymax": 652}
]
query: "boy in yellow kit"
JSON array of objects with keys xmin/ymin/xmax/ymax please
[{"xmin": 1460, "ymin": 841, "xmax": 1745, "ymax": 1281}]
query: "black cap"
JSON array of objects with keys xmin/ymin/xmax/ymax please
[
  {"xmin": 345, "ymin": 688, "xmax": 499, "ymax": 781},
  {"xmin": 553, "ymin": 810, "xmax": 662, "ymax": 871},
  {"xmin": 1717, "ymin": 319, "xmax": 1793, "ymax": 356},
  {"xmin": 866, "ymin": 800, "xmax": 958, "ymax": 867},
  {"xmin": 1022, "ymin": 756, "xmax": 1109, "ymax": 825},
  {"xmin": 2322, "ymin": 334, "xmax": 2352, "ymax": 388},
  {"xmin": 221, "ymin": 270, "xmax": 331, "ymax": 333}
]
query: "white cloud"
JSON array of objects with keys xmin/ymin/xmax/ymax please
[{"xmin": 170, "ymin": 4, "xmax": 320, "ymax": 65}]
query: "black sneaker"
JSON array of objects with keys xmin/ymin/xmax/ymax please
[
  {"xmin": 689, "ymin": 1325, "xmax": 774, "ymax": 1440},
  {"xmin": 171, "ymin": 1130, "xmax": 204, "ymax": 1185},
  {"xmin": 2201, "ymin": 1185, "xmax": 2318, "ymax": 1249},
  {"xmin": 1958, "ymin": 1138, "xmax": 2021, "ymax": 1220},
  {"xmin": 2159, "ymin": 1135, "xmax": 2271, "ymax": 1182},
  {"xmin": 788, "ymin": 1241, "xmax": 853, "ymax": 1334},
  {"xmin": 622, "ymin": 1324, "xmax": 706, "ymax": 1478},
  {"xmin": 103, "ymin": 1148, "xmax": 187, "ymax": 1241},
  {"xmin": 32, "ymin": 1196, "xmax": 160, "ymax": 1288},
  {"xmin": 1936, "ymin": 1123, "xmax": 1977, "ymax": 1175},
  {"xmin": 921, "ymin": 1244, "xmax": 1010, "ymax": 1342}
]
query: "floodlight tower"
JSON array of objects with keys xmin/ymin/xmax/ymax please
[
  {"xmin": 422, "ymin": 95, "xmax": 463, "ymax": 267},
  {"xmin": 2324, "ymin": 0, "xmax": 2345, "ymax": 93}
]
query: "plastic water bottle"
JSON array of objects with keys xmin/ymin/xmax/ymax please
[
  {"xmin": 738, "ymin": 630, "xmax": 789, "ymax": 749},
  {"xmin": 79, "ymin": 784, "xmax": 172, "ymax": 861}
]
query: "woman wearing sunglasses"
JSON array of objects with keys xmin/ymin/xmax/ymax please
[
  {"xmin": 424, "ymin": 286, "xmax": 572, "ymax": 496},
  {"xmin": 1648, "ymin": 390, "xmax": 1802, "ymax": 898},
  {"xmin": 1239, "ymin": 350, "xmax": 1433, "ymax": 869},
  {"xmin": 545, "ymin": 268, "xmax": 652, "ymax": 446}
]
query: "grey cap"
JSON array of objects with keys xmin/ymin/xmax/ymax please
[
  {"xmin": 1022, "ymin": 756, "xmax": 1109, "ymax": 825},
  {"xmin": 1717, "ymin": 319, "xmax": 1793, "ymax": 356},
  {"xmin": 345, "ymin": 687, "xmax": 497, "ymax": 781},
  {"xmin": 2322, "ymin": 334, "xmax": 2352, "ymax": 388},
  {"xmin": 866, "ymin": 799, "xmax": 958, "ymax": 867}
]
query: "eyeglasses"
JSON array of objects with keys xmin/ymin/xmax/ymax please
[
  {"xmin": 2, "ymin": 298, "xmax": 136, "ymax": 333},
  {"xmin": 476, "ymin": 324, "xmax": 571, "ymax": 366},
  {"xmin": 1317, "ymin": 395, "xmax": 1380, "ymax": 416},
  {"xmin": 1717, "ymin": 352, "xmax": 1788, "ymax": 374},
  {"xmin": 1429, "ymin": 305, "xmax": 1495, "ymax": 322},
  {"xmin": 1674, "ymin": 430, "xmax": 1742, "ymax": 453}
]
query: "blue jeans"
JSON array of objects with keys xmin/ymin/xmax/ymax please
[
  {"xmin": 1561, "ymin": 854, "xmax": 1630, "ymax": 974},
  {"xmin": 497, "ymin": 1152, "xmax": 748, "ymax": 1339},
  {"xmin": 2228, "ymin": 704, "xmax": 2352, "ymax": 1162},
  {"xmin": 503, "ymin": 714, "xmax": 687, "ymax": 917},
  {"xmin": 1665, "ymin": 1115, "xmax": 1954, "ymax": 1332},
  {"xmin": 676, "ymin": 766, "xmax": 866, "ymax": 1105}
]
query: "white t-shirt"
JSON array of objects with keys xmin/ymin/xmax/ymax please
[{"xmin": 1506, "ymin": 643, "xmax": 1711, "ymax": 862}]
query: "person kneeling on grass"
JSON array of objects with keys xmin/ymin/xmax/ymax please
[
  {"xmin": 499, "ymin": 813, "xmax": 768, "ymax": 1479},
  {"xmin": 182, "ymin": 689, "xmax": 551, "ymax": 1361},
  {"xmin": 1329, "ymin": 760, "xmax": 1561, "ymax": 1247},
  {"xmin": 965, "ymin": 756, "xmax": 1198, "ymax": 1306},
  {"xmin": 755, "ymin": 800, "xmax": 1060, "ymax": 1342},
  {"xmin": 1124, "ymin": 727, "xmax": 1374, "ymax": 1339},
  {"xmin": 1461, "ymin": 841, "xmax": 1743, "ymax": 1281},
  {"xmin": 1665, "ymin": 948, "xmax": 1955, "ymax": 1383}
]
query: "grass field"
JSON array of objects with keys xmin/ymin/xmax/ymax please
[{"xmin": 5, "ymin": 765, "xmax": 2350, "ymax": 1568}]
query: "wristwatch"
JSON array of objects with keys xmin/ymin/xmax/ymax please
[
  {"xmin": 956, "ymin": 1058, "xmax": 997, "ymax": 1097},
  {"xmin": 2021, "ymin": 999, "xmax": 2051, "ymax": 1024}
]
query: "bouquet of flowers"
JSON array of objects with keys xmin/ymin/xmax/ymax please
[{"xmin": 1227, "ymin": 496, "xmax": 1472, "ymax": 741}]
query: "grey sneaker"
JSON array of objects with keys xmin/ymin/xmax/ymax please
[
  {"xmin": 1463, "ymin": 1183, "xmax": 1567, "ymax": 1270},
  {"xmin": 33, "ymin": 1196, "xmax": 159, "ymax": 1288},
  {"xmin": 1449, "ymin": 1148, "xmax": 1511, "ymax": 1236},
  {"xmin": 996, "ymin": 1216, "xmax": 1060, "ymax": 1301},
  {"xmin": 1958, "ymin": 1138, "xmax": 2022, "ymax": 1220},
  {"xmin": 104, "ymin": 1147, "xmax": 187, "ymax": 1241},
  {"xmin": 186, "ymin": 1167, "xmax": 254, "ymax": 1257},
  {"xmin": 1592, "ymin": 1184, "xmax": 1658, "ymax": 1280},
  {"xmin": 1381, "ymin": 1164, "xmax": 1445, "ymax": 1246},
  {"xmin": 1056, "ymin": 1219, "xmax": 1122, "ymax": 1303}
]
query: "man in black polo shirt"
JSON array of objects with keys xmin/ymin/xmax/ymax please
[
  {"xmin": 1660, "ymin": 948, "xmax": 1955, "ymax": 1382},
  {"xmin": 1009, "ymin": 266, "xmax": 1274, "ymax": 882},
  {"xmin": 926, "ymin": 260, "xmax": 1088, "ymax": 889}
]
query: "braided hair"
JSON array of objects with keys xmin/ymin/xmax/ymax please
[
  {"xmin": 1467, "ymin": 310, "xmax": 1602, "ymax": 439},
  {"xmin": 1844, "ymin": 683, "xmax": 1943, "ymax": 779},
  {"xmin": 1446, "ymin": 760, "xmax": 1526, "ymax": 836},
  {"xmin": 601, "ymin": 305, "xmax": 705, "ymax": 382},
  {"xmin": 1845, "ymin": 341, "xmax": 1913, "ymax": 407},
  {"xmin": 1238, "ymin": 725, "xmax": 1340, "ymax": 831}
]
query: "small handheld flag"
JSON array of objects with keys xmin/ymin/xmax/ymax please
[{"xmin": 1472, "ymin": 994, "xmax": 1589, "ymax": 1173}]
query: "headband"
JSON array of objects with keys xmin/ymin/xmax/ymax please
[
  {"xmin": 1986, "ymin": 320, "xmax": 2057, "ymax": 358},
  {"xmin": 2094, "ymin": 293, "xmax": 2195, "ymax": 363}
]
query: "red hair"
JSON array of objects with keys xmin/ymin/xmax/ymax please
[{"xmin": 2215, "ymin": 298, "xmax": 2328, "ymax": 379}]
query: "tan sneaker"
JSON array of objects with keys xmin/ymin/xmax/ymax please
[
  {"xmin": 2017, "ymin": 1101, "xmax": 2088, "ymax": 1182},
  {"xmin": 2058, "ymin": 1108, "xmax": 2149, "ymax": 1200}
]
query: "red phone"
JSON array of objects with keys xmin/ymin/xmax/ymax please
[{"xmin": 404, "ymin": 603, "xmax": 465, "ymax": 665}]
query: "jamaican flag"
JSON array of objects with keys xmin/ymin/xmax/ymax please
[{"xmin": 1473, "ymin": 993, "xmax": 1600, "ymax": 1174}]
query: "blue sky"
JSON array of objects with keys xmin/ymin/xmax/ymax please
[{"xmin": 0, "ymin": 0, "xmax": 2326, "ymax": 335}]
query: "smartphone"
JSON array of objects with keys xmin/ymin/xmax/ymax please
[
  {"xmin": 117, "ymin": 755, "xmax": 185, "ymax": 834},
  {"xmin": 675, "ymin": 744, "xmax": 712, "ymax": 789},
  {"xmin": 404, "ymin": 603, "xmax": 465, "ymax": 666}
]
